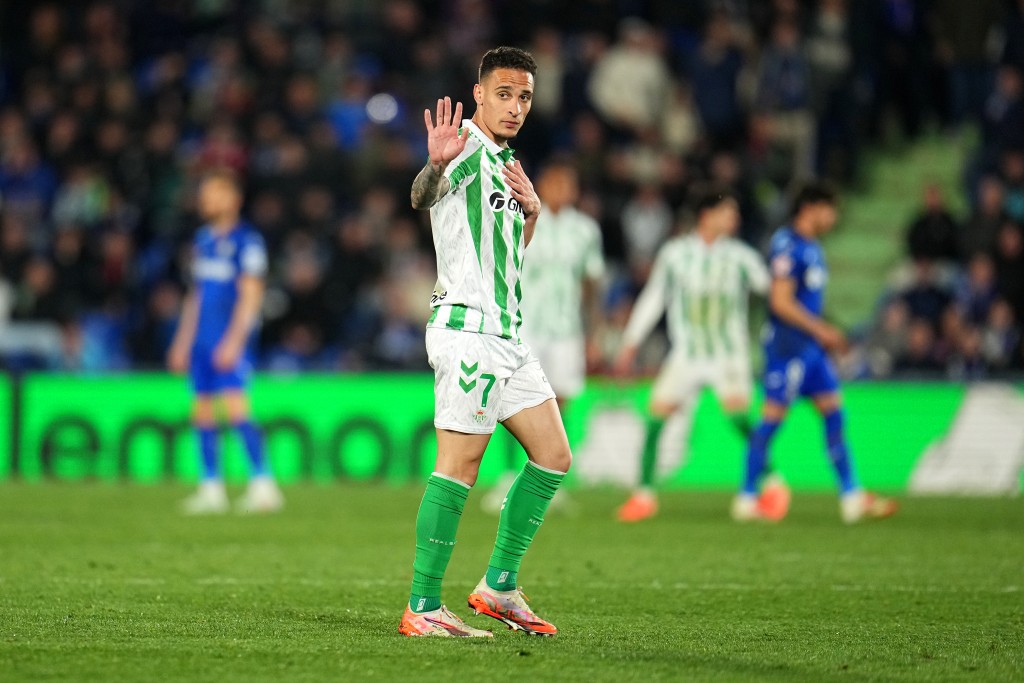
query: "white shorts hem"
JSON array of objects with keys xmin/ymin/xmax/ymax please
[
  {"xmin": 498, "ymin": 394, "xmax": 555, "ymax": 423},
  {"xmin": 433, "ymin": 420, "xmax": 496, "ymax": 435}
]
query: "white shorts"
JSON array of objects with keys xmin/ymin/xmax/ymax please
[
  {"xmin": 651, "ymin": 349, "xmax": 752, "ymax": 406},
  {"xmin": 426, "ymin": 328, "xmax": 556, "ymax": 434},
  {"xmin": 524, "ymin": 335, "xmax": 585, "ymax": 400}
]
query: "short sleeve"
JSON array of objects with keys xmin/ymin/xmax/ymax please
[
  {"xmin": 582, "ymin": 220, "xmax": 606, "ymax": 280},
  {"xmin": 239, "ymin": 232, "xmax": 268, "ymax": 277},
  {"xmin": 769, "ymin": 237, "xmax": 802, "ymax": 281},
  {"xmin": 739, "ymin": 244, "xmax": 770, "ymax": 294}
]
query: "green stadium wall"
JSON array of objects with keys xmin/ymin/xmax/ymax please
[{"xmin": 4, "ymin": 374, "xmax": 972, "ymax": 491}]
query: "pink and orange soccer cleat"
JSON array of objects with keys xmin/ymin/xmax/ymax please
[
  {"xmin": 398, "ymin": 605, "xmax": 493, "ymax": 638},
  {"xmin": 616, "ymin": 491, "xmax": 658, "ymax": 522},
  {"xmin": 758, "ymin": 474, "xmax": 792, "ymax": 522},
  {"xmin": 467, "ymin": 578, "xmax": 557, "ymax": 637}
]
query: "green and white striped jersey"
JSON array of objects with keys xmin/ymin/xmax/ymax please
[
  {"xmin": 427, "ymin": 120, "xmax": 526, "ymax": 340},
  {"xmin": 623, "ymin": 233, "xmax": 770, "ymax": 359},
  {"xmin": 520, "ymin": 207, "xmax": 605, "ymax": 341}
]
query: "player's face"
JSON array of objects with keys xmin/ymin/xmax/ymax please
[
  {"xmin": 718, "ymin": 199, "xmax": 741, "ymax": 237},
  {"xmin": 198, "ymin": 178, "xmax": 242, "ymax": 224},
  {"xmin": 473, "ymin": 68, "xmax": 534, "ymax": 142},
  {"xmin": 814, "ymin": 203, "xmax": 838, "ymax": 235},
  {"xmin": 537, "ymin": 167, "xmax": 578, "ymax": 207}
]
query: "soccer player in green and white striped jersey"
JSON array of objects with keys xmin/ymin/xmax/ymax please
[
  {"xmin": 399, "ymin": 47, "xmax": 570, "ymax": 639},
  {"xmin": 481, "ymin": 160, "xmax": 605, "ymax": 513},
  {"xmin": 613, "ymin": 187, "xmax": 777, "ymax": 522}
]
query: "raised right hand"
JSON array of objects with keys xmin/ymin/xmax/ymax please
[{"xmin": 425, "ymin": 96, "xmax": 469, "ymax": 169}]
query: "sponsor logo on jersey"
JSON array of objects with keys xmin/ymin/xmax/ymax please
[
  {"xmin": 194, "ymin": 258, "xmax": 235, "ymax": 282},
  {"xmin": 488, "ymin": 191, "xmax": 523, "ymax": 215}
]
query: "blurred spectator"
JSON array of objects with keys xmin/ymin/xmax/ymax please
[
  {"xmin": 982, "ymin": 299, "xmax": 1020, "ymax": 370},
  {"xmin": 955, "ymin": 252, "xmax": 999, "ymax": 325},
  {"xmin": 11, "ymin": 257, "xmax": 63, "ymax": 322},
  {"xmin": 687, "ymin": 10, "xmax": 745, "ymax": 146},
  {"xmin": 620, "ymin": 184, "xmax": 672, "ymax": 280},
  {"xmin": 933, "ymin": 0, "xmax": 1004, "ymax": 127},
  {"xmin": 753, "ymin": 18, "xmax": 815, "ymax": 183},
  {"xmin": 587, "ymin": 18, "xmax": 671, "ymax": 136},
  {"xmin": 864, "ymin": 298, "xmax": 910, "ymax": 377},
  {"xmin": 947, "ymin": 324, "xmax": 988, "ymax": 381},
  {"xmin": 993, "ymin": 222, "xmax": 1024, "ymax": 321},
  {"xmin": 906, "ymin": 184, "xmax": 960, "ymax": 264},
  {"xmin": 962, "ymin": 175, "xmax": 1007, "ymax": 257},
  {"xmin": 898, "ymin": 261, "xmax": 953, "ymax": 328},
  {"xmin": 0, "ymin": 137, "xmax": 57, "ymax": 225},
  {"xmin": 982, "ymin": 66, "xmax": 1024, "ymax": 151},
  {"xmin": 893, "ymin": 317, "xmax": 942, "ymax": 376}
]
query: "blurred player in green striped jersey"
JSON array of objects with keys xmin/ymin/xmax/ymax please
[
  {"xmin": 613, "ymin": 187, "xmax": 785, "ymax": 522},
  {"xmin": 481, "ymin": 161, "xmax": 605, "ymax": 513}
]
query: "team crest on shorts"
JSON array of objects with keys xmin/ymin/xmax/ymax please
[{"xmin": 473, "ymin": 410, "xmax": 487, "ymax": 424}]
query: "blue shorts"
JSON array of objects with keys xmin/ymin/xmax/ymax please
[
  {"xmin": 189, "ymin": 346, "xmax": 252, "ymax": 395},
  {"xmin": 763, "ymin": 348, "xmax": 839, "ymax": 405}
]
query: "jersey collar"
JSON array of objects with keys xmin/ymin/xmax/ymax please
[{"xmin": 463, "ymin": 119, "xmax": 515, "ymax": 161}]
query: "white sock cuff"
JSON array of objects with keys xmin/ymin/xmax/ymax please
[
  {"xmin": 430, "ymin": 471, "xmax": 473, "ymax": 489},
  {"xmin": 525, "ymin": 460, "xmax": 566, "ymax": 477}
]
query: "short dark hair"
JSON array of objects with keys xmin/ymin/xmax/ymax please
[
  {"xmin": 478, "ymin": 46, "xmax": 538, "ymax": 82},
  {"xmin": 692, "ymin": 184, "xmax": 737, "ymax": 216},
  {"xmin": 791, "ymin": 181, "xmax": 838, "ymax": 216}
]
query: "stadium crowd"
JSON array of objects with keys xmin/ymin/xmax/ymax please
[{"xmin": 0, "ymin": 0, "xmax": 1022, "ymax": 377}]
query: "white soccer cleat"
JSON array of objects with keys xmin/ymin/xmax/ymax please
[
  {"xmin": 730, "ymin": 493, "xmax": 765, "ymax": 522},
  {"xmin": 181, "ymin": 480, "xmax": 229, "ymax": 515},
  {"xmin": 236, "ymin": 477, "xmax": 285, "ymax": 514},
  {"xmin": 840, "ymin": 490, "xmax": 898, "ymax": 524}
]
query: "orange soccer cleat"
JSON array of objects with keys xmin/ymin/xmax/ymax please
[
  {"xmin": 467, "ymin": 578, "xmax": 558, "ymax": 637},
  {"xmin": 398, "ymin": 605, "xmax": 493, "ymax": 638},
  {"xmin": 757, "ymin": 474, "xmax": 792, "ymax": 522},
  {"xmin": 616, "ymin": 491, "xmax": 658, "ymax": 522}
]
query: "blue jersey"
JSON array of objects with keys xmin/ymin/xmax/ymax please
[
  {"xmin": 192, "ymin": 222, "xmax": 267, "ymax": 349},
  {"xmin": 764, "ymin": 226, "xmax": 828, "ymax": 358}
]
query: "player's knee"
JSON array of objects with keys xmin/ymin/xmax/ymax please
[{"xmin": 535, "ymin": 445, "xmax": 572, "ymax": 474}]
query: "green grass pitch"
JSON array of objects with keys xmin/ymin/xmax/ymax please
[{"xmin": 1, "ymin": 482, "xmax": 1021, "ymax": 682}]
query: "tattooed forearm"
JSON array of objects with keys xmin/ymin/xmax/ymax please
[{"xmin": 410, "ymin": 162, "xmax": 451, "ymax": 210}]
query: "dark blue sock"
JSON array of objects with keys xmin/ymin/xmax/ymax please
[
  {"xmin": 824, "ymin": 410, "xmax": 858, "ymax": 494},
  {"xmin": 743, "ymin": 421, "xmax": 780, "ymax": 494},
  {"xmin": 235, "ymin": 421, "xmax": 269, "ymax": 477},
  {"xmin": 197, "ymin": 427, "xmax": 219, "ymax": 480}
]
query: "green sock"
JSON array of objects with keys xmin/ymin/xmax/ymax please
[
  {"xmin": 486, "ymin": 461, "xmax": 564, "ymax": 592},
  {"xmin": 640, "ymin": 416, "xmax": 666, "ymax": 488},
  {"xmin": 729, "ymin": 413, "xmax": 753, "ymax": 440},
  {"xmin": 409, "ymin": 473, "xmax": 469, "ymax": 613}
]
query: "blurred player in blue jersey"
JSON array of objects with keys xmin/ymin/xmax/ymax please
[
  {"xmin": 168, "ymin": 170, "xmax": 283, "ymax": 515},
  {"xmin": 733, "ymin": 183, "xmax": 897, "ymax": 524}
]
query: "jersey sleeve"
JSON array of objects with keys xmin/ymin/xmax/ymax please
[
  {"xmin": 582, "ymin": 219, "xmax": 606, "ymax": 280},
  {"xmin": 769, "ymin": 235, "xmax": 803, "ymax": 283},
  {"xmin": 444, "ymin": 137, "xmax": 477, "ymax": 193},
  {"xmin": 739, "ymin": 244, "xmax": 771, "ymax": 295},
  {"xmin": 238, "ymin": 232, "xmax": 268, "ymax": 278},
  {"xmin": 622, "ymin": 246, "xmax": 670, "ymax": 348}
]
